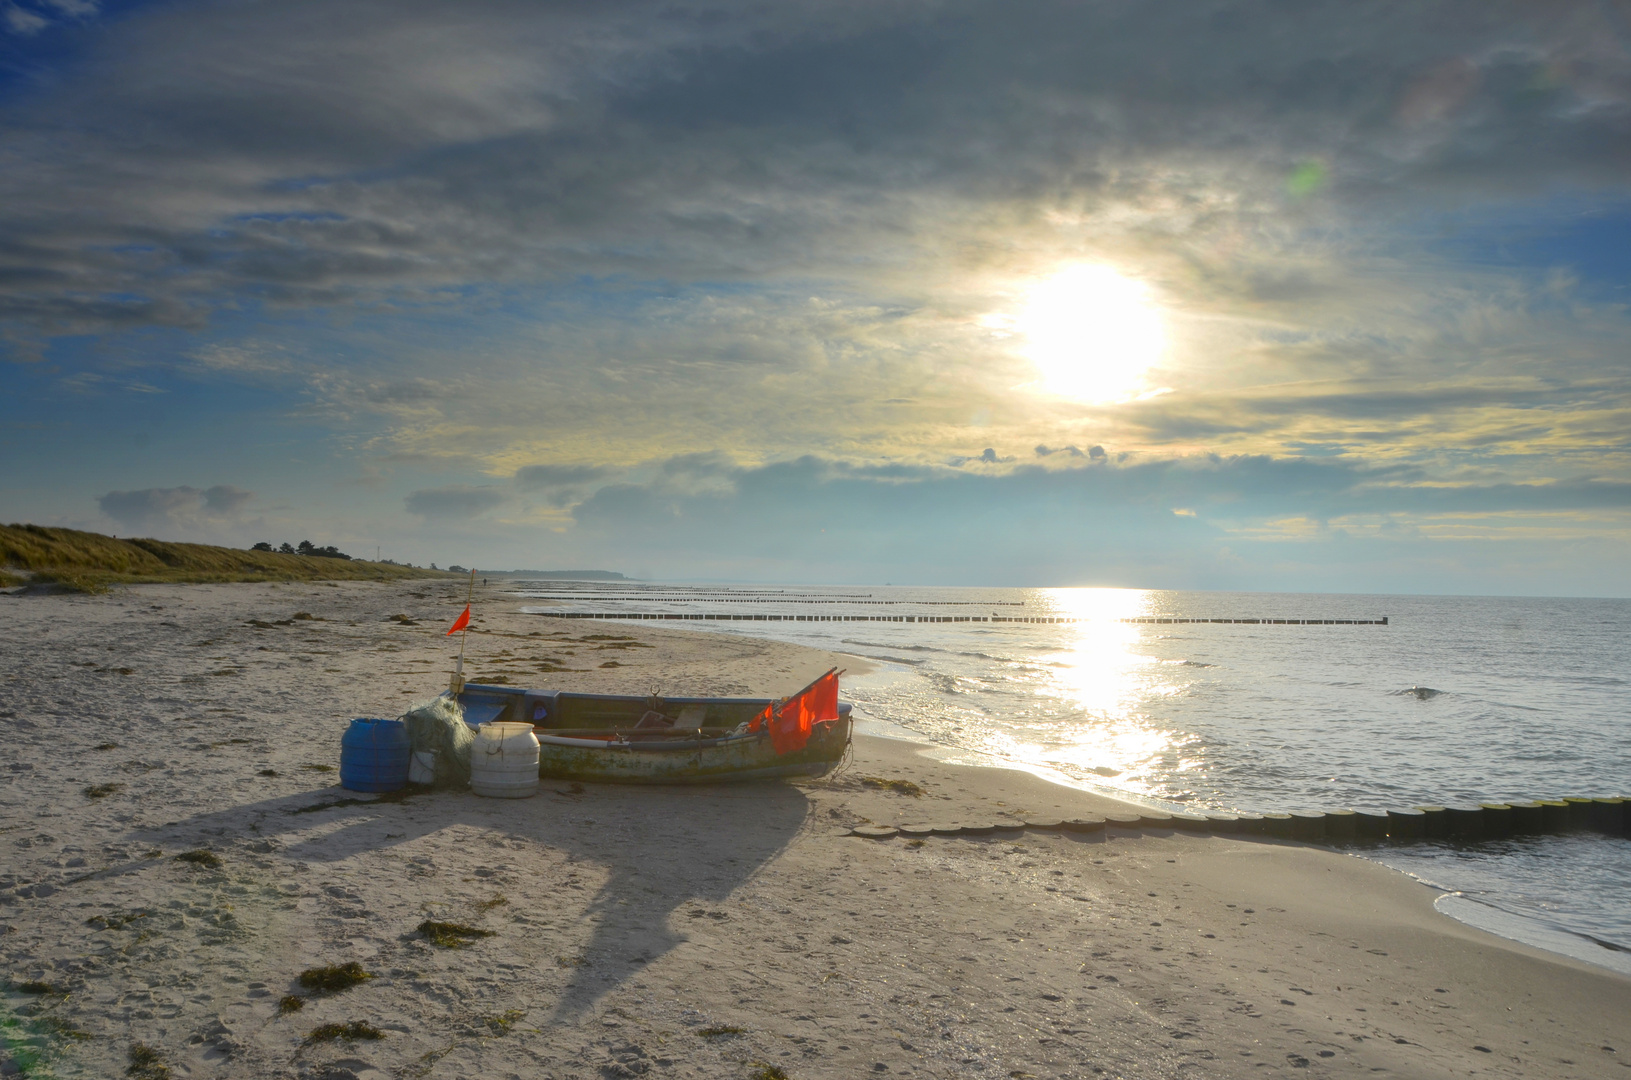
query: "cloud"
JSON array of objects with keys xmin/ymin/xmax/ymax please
[
  {"xmin": 514, "ymin": 463, "xmax": 621, "ymax": 488},
  {"xmin": 98, "ymin": 487, "xmax": 202, "ymax": 530},
  {"xmin": 946, "ymin": 448, "xmax": 1019, "ymax": 467},
  {"xmin": 3, "ymin": 2, "xmax": 1630, "ymax": 595},
  {"xmin": 201, "ymin": 484, "xmax": 253, "ymax": 514},
  {"xmin": 363, "ymin": 380, "xmax": 444, "ymax": 405},
  {"xmin": 97, "ymin": 484, "xmax": 255, "ymax": 532},
  {"xmin": 2, "ymin": 1, "xmax": 1628, "ymax": 339},
  {"xmin": 513, "ymin": 462, "xmax": 622, "ymax": 507},
  {"xmin": 404, "ymin": 484, "xmax": 506, "ymax": 518},
  {"xmin": 4, "ymin": 5, "xmax": 48, "ymax": 33}
]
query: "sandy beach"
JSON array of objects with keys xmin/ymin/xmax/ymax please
[{"xmin": 2, "ymin": 579, "xmax": 1627, "ymax": 1080}]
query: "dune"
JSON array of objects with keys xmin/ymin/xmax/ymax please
[{"xmin": 0, "ymin": 524, "xmax": 450, "ymax": 592}]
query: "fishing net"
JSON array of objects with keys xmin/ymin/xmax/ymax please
[{"xmin": 401, "ymin": 696, "xmax": 473, "ymax": 789}]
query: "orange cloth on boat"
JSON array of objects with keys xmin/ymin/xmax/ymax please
[{"xmin": 763, "ymin": 670, "xmax": 839, "ymax": 755}]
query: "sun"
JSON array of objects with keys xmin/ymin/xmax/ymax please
[{"xmin": 1016, "ymin": 265, "xmax": 1165, "ymax": 401}]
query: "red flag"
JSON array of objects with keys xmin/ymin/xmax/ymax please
[
  {"xmin": 446, "ymin": 605, "xmax": 471, "ymax": 636},
  {"xmin": 765, "ymin": 669, "xmax": 840, "ymax": 755},
  {"xmin": 748, "ymin": 700, "xmax": 771, "ymax": 735}
]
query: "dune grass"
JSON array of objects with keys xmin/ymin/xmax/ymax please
[{"xmin": 1, "ymin": 524, "xmax": 453, "ymax": 591}]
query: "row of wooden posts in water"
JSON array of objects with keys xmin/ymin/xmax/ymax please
[
  {"xmin": 536, "ymin": 612, "xmax": 1389, "ymax": 625},
  {"xmin": 851, "ymin": 796, "xmax": 1630, "ymax": 844}
]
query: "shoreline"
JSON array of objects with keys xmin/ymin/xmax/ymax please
[
  {"xmin": 2, "ymin": 579, "xmax": 1626, "ymax": 1079},
  {"xmin": 549, "ymin": 597, "xmax": 1631, "ymax": 983},
  {"xmin": 852, "ymin": 708, "xmax": 1631, "ymax": 981}
]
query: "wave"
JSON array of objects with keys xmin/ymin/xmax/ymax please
[
  {"xmin": 840, "ymin": 639, "xmax": 952, "ymax": 655},
  {"xmin": 848, "ymin": 652, "xmax": 927, "ymax": 667}
]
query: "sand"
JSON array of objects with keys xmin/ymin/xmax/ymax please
[{"xmin": 2, "ymin": 578, "xmax": 1627, "ymax": 1079}]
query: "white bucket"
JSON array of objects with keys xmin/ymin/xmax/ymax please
[
  {"xmin": 408, "ymin": 749, "xmax": 438, "ymax": 785},
  {"xmin": 470, "ymin": 721, "xmax": 541, "ymax": 799}
]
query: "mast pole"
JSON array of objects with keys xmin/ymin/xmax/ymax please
[{"xmin": 451, "ymin": 567, "xmax": 476, "ymax": 694}]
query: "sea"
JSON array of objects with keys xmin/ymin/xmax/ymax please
[{"xmin": 515, "ymin": 583, "xmax": 1631, "ymax": 975}]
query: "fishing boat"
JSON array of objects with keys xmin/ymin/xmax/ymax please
[{"xmin": 446, "ymin": 670, "xmax": 851, "ymax": 784}]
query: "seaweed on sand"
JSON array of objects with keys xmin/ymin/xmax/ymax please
[
  {"xmin": 859, "ymin": 776, "xmax": 924, "ymax": 797},
  {"xmin": 482, "ymin": 1009, "xmax": 526, "ymax": 1035},
  {"xmin": 297, "ymin": 963, "xmax": 374, "ymax": 993},
  {"xmin": 417, "ymin": 920, "xmax": 494, "ymax": 948},
  {"xmin": 127, "ymin": 1042, "xmax": 172, "ymax": 1079},
  {"xmin": 33, "ymin": 1016, "xmax": 90, "ymax": 1040},
  {"xmin": 304, "ymin": 1021, "xmax": 384, "ymax": 1043}
]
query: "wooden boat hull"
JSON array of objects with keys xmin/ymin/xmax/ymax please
[
  {"xmin": 448, "ymin": 683, "xmax": 852, "ymax": 784},
  {"xmin": 534, "ymin": 720, "xmax": 850, "ymax": 784}
]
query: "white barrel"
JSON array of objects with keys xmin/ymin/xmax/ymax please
[{"xmin": 470, "ymin": 722, "xmax": 540, "ymax": 799}]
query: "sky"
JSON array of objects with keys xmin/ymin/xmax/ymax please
[{"xmin": 2, "ymin": 0, "xmax": 1630, "ymax": 594}]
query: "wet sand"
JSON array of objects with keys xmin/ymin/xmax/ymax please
[{"xmin": 2, "ymin": 579, "xmax": 1627, "ymax": 1079}]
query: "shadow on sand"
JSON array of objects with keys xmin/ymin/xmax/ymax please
[{"xmin": 127, "ymin": 779, "xmax": 812, "ymax": 1021}]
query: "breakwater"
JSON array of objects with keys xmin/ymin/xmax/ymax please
[
  {"xmin": 853, "ymin": 796, "xmax": 1629, "ymax": 845},
  {"xmin": 531, "ymin": 611, "xmax": 1388, "ymax": 625}
]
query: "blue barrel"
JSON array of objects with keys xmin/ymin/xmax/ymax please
[{"xmin": 340, "ymin": 718, "xmax": 410, "ymax": 792}]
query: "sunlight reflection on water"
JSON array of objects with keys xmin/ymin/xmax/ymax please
[
  {"xmin": 1013, "ymin": 588, "xmax": 1199, "ymax": 800},
  {"xmin": 516, "ymin": 582, "xmax": 1631, "ymax": 960}
]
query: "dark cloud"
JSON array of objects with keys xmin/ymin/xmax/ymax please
[
  {"xmin": 948, "ymin": 448, "xmax": 1017, "ymax": 466},
  {"xmin": 97, "ymin": 483, "xmax": 254, "ymax": 531},
  {"xmin": 1, "ymin": 1, "xmax": 1627, "ymax": 335},
  {"xmin": 201, "ymin": 484, "xmax": 253, "ymax": 514},
  {"xmin": 514, "ymin": 463, "xmax": 621, "ymax": 489},
  {"xmin": 404, "ymin": 485, "xmax": 506, "ymax": 519},
  {"xmin": 513, "ymin": 462, "xmax": 623, "ymax": 507},
  {"xmin": 98, "ymin": 486, "xmax": 202, "ymax": 529}
]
